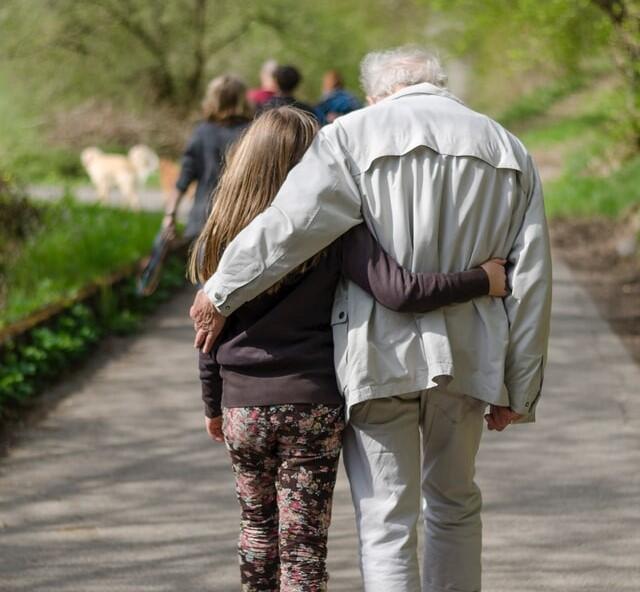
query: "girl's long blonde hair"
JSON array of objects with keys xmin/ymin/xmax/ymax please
[{"xmin": 188, "ymin": 107, "xmax": 320, "ymax": 288}]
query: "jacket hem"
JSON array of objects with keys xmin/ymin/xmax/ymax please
[
  {"xmin": 343, "ymin": 363, "xmax": 535, "ymax": 423},
  {"xmin": 344, "ymin": 365, "xmax": 452, "ymax": 417}
]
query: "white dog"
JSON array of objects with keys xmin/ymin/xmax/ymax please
[{"xmin": 81, "ymin": 145, "xmax": 159, "ymax": 209}]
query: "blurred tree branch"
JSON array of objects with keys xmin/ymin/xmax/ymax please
[
  {"xmin": 591, "ymin": 0, "xmax": 640, "ymax": 144},
  {"xmin": 591, "ymin": 0, "xmax": 628, "ymax": 24},
  {"xmin": 94, "ymin": 0, "xmax": 177, "ymax": 102},
  {"xmin": 0, "ymin": 0, "xmax": 428, "ymax": 125},
  {"xmin": 427, "ymin": 0, "xmax": 640, "ymax": 150},
  {"xmin": 186, "ymin": 0, "xmax": 208, "ymax": 99}
]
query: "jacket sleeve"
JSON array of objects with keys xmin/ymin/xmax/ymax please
[
  {"xmin": 341, "ymin": 224, "xmax": 489, "ymax": 313},
  {"xmin": 503, "ymin": 156, "xmax": 553, "ymax": 421},
  {"xmin": 203, "ymin": 123, "xmax": 362, "ymax": 315},
  {"xmin": 198, "ymin": 350, "xmax": 223, "ymax": 418},
  {"xmin": 176, "ymin": 128, "xmax": 201, "ymax": 192}
]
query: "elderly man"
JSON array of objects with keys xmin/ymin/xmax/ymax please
[{"xmin": 190, "ymin": 47, "xmax": 552, "ymax": 592}]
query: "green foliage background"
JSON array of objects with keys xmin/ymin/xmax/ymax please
[
  {"xmin": 0, "ymin": 0, "xmax": 428, "ymax": 112},
  {"xmin": 0, "ymin": 256, "xmax": 187, "ymax": 415},
  {"xmin": 425, "ymin": 0, "xmax": 638, "ymax": 138},
  {"xmin": 0, "ymin": 194, "xmax": 162, "ymax": 327},
  {"xmin": 0, "ymin": 0, "xmax": 637, "ymax": 178}
]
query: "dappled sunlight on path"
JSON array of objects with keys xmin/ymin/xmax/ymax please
[
  {"xmin": 0, "ymin": 290, "xmax": 361, "ymax": 591},
  {"xmin": 1, "ymin": 261, "xmax": 639, "ymax": 590},
  {"xmin": 478, "ymin": 258, "xmax": 640, "ymax": 591}
]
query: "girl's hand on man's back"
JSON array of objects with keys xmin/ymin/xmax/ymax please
[{"xmin": 480, "ymin": 259, "xmax": 508, "ymax": 297}]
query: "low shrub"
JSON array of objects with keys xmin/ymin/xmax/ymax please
[
  {"xmin": 0, "ymin": 254, "xmax": 188, "ymax": 416},
  {"xmin": 0, "ymin": 304, "xmax": 102, "ymax": 406},
  {"xmin": 0, "ymin": 185, "xmax": 190, "ymax": 417},
  {"xmin": 0, "ymin": 178, "xmax": 42, "ymax": 310}
]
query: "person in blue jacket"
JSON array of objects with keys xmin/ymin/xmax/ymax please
[{"xmin": 314, "ymin": 69, "xmax": 362, "ymax": 125}]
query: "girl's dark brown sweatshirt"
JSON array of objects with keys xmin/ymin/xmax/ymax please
[{"xmin": 198, "ymin": 224, "xmax": 490, "ymax": 418}]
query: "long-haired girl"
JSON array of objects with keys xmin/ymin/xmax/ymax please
[{"xmin": 190, "ymin": 107, "xmax": 506, "ymax": 592}]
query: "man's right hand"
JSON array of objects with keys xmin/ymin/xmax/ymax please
[{"xmin": 484, "ymin": 405, "xmax": 522, "ymax": 431}]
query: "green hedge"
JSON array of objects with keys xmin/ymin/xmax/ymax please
[{"xmin": 0, "ymin": 255, "xmax": 187, "ymax": 416}]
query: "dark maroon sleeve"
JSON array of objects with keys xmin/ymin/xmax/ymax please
[
  {"xmin": 198, "ymin": 350, "xmax": 222, "ymax": 418},
  {"xmin": 340, "ymin": 224, "xmax": 490, "ymax": 313}
]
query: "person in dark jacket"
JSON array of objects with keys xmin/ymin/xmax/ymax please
[
  {"xmin": 163, "ymin": 75, "xmax": 252, "ymax": 241},
  {"xmin": 258, "ymin": 65, "xmax": 317, "ymax": 119},
  {"xmin": 188, "ymin": 107, "xmax": 508, "ymax": 592},
  {"xmin": 315, "ymin": 69, "xmax": 362, "ymax": 125}
]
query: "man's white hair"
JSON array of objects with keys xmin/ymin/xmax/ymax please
[{"xmin": 360, "ymin": 46, "xmax": 447, "ymax": 100}]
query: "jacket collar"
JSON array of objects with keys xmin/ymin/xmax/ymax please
[{"xmin": 385, "ymin": 82, "xmax": 465, "ymax": 106}]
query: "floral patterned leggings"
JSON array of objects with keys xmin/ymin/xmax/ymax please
[{"xmin": 223, "ymin": 404, "xmax": 345, "ymax": 592}]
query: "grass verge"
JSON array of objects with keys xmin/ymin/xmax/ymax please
[
  {"xmin": 1, "ymin": 193, "xmax": 162, "ymax": 327},
  {"xmin": 0, "ymin": 255, "xmax": 187, "ymax": 418},
  {"xmin": 545, "ymin": 156, "xmax": 640, "ymax": 218},
  {"xmin": 509, "ymin": 77, "xmax": 639, "ymax": 219},
  {"xmin": 0, "ymin": 184, "xmax": 189, "ymax": 418},
  {"xmin": 497, "ymin": 75, "xmax": 587, "ymax": 131}
]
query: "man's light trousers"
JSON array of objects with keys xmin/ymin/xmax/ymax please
[{"xmin": 343, "ymin": 387, "xmax": 486, "ymax": 592}]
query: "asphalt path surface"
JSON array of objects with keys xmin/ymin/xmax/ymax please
[{"xmin": 2, "ymin": 184, "xmax": 638, "ymax": 590}]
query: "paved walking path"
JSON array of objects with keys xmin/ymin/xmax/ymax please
[
  {"xmin": 1, "ymin": 256, "xmax": 639, "ymax": 591},
  {"xmin": 27, "ymin": 185, "xmax": 168, "ymax": 211},
  {"xmin": 27, "ymin": 184, "xmax": 191, "ymax": 221}
]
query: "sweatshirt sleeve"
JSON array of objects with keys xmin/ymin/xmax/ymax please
[
  {"xmin": 198, "ymin": 350, "xmax": 223, "ymax": 418},
  {"xmin": 340, "ymin": 224, "xmax": 490, "ymax": 313},
  {"xmin": 176, "ymin": 128, "xmax": 201, "ymax": 192}
]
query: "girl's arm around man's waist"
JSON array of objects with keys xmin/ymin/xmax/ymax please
[{"xmin": 340, "ymin": 224, "xmax": 492, "ymax": 313}]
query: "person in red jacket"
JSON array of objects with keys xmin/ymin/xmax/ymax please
[{"xmin": 246, "ymin": 59, "xmax": 279, "ymax": 108}]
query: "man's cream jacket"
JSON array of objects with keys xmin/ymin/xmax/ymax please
[{"xmin": 204, "ymin": 83, "xmax": 552, "ymax": 421}]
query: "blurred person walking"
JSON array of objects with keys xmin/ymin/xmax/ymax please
[
  {"xmin": 247, "ymin": 59, "xmax": 279, "ymax": 108},
  {"xmin": 315, "ymin": 69, "xmax": 362, "ymax": 125},
  {"xmin": 163, "ymin": 75, "xmax": 252, "ymax": 242},
  {"xmin": 259, "ymin": 65, "xmax": 317, "ymax": 119}
]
